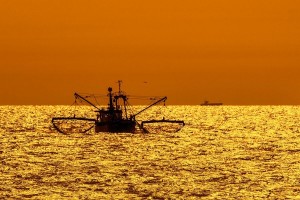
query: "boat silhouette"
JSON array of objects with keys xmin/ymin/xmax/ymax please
[
  {"xmin": 201, "ymin": 100, "xmax": 223, "ymax": 106},
  {"xmin": 52, "ymin": 81, "xmax": 185, "ymax": 133}
]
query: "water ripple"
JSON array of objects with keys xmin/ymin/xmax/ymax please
[{"xmin": 0, "ymin": 105, "xmax": 300, "ymax": 199}]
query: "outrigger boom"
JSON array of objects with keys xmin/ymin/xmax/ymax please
[
  {"xmin": 74, "ymin": 93, "xmax": 101, "ymax": 111},
  {"xmin": 132, "ymin": 96, "xmax": 167, "ymax": 118}
]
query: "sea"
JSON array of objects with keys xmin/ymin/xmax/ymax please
[{"xmin": 0, "ymin": 105, "xmax": 300, "ymax": 199}]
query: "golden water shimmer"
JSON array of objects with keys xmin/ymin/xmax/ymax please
[{"xmin": 0, "ymin": 106, "xmax": 300, "ymax": 199}]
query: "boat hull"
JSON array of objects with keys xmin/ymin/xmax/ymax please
[{"xmin": 95, "ymin": 120, "xmax": 136, "ymax": 133}]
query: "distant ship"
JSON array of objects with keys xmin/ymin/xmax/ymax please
[{"xmin": 201, "ymin": 100, "xmax": 223, "ymax": 106}]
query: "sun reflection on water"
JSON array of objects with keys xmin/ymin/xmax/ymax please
[{"xmin": 0, "ymin": 105, "xmax": 300, "ymax": 199}]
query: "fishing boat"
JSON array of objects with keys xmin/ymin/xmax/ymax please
[
  {"xmin": 201, "ymin": 100, "xmax": 223, "ymax": 106},
  {"xmin": 52, "ymin": 81, "xmax": 185, "ymax": 133}
]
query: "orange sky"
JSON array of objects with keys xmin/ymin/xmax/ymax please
[{"xmin": 1, "ymin": 0, "xmax": 300, "ymax": 105}]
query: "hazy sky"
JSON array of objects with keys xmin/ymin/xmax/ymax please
[{"xmin": 1, "ymin": 0, "xmax": 300, "ymax": 105}]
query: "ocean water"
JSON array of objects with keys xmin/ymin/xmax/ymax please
[{"xmin": 0, "ymin": 105, "xmax": 300, "ymax": 199}]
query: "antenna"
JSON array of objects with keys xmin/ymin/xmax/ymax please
[{"xmin": 117, "ymin": 80, "xmax": 122, "ymax": 93}]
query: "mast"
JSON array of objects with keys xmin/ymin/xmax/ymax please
[
  {"xmin": 123, "ymin": 96, "xmax": 128, "ymax": 119},
  {"xmin": 116, "ymin": 80, "xmax": 128, "ymax": 119},
  {"xmin": 117, "ymin": 80, "xmax": 122, "ymax": 94},
  {"xmin": 108, "ymin": 87, "xmax": 114, "ymax": 111}
]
